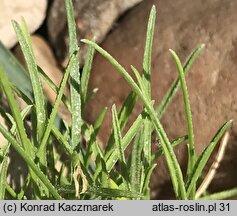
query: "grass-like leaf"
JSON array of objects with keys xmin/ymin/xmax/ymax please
[
  {"xmin": 143, "ymin": 5, "xmax": 156, "ymax": 96},
  {"xmin": 12, "ymin": 20, "xmax": 46, "ymax": 144},
  {"xmin": 186, "ymin": 120, "xmax": 233, "ymax": 197},
  {"xmin": 84, "ymin": 108, "xmax": 107, "ymax": 168},
  {"xmin": 38, "ymin": 66, "xmax": 71, "ymax": 112},
  {"xmin": 152, "ymin": 135, "xmax": 188, "ymax": 161},
  {"xmin": 0, "ymin": 105, "xmax": 33, "ymax": 200},
  {"xmin": 130, "ymin": 126, "xmax": 145, "ymax": 194},
  {"xmin": 0, "ymin": 66, "xmax": 34, "ymax": 157},
  {"xmin": 141, "ymin": 6, "xmax": 156, "ymax": 167},
  {"xmin": 131, "ymin": 65, "xmax": 146, "ymax": 94},
  {"xmin": 0, "ymin": 152, "xmax": 8, "ymax": 199},
  {"xmin": 93, "ymin": 107, "xmax": 108, "ymax": 135},
  {"xmin": 52, "ymin": 126, "xmax": 74, "ymax": 156},
  {"xmin": 200, "ymin": 187, "xmax": 237, "ymax": 200},
  {"xmin": 84, "ymin": 126, "xmax": 102, "ymax": 168},
  {"xmin": 17, "ymin": 174, "xmax": 31, "ymax": 200},
  {"xmin": 65, "ymin": 0, "xmax": 81, "ymax": 151},
  {"xmin": 81, "ymin": 39, "xmax": 187, "ymax": 199},
  {"xmin": 0, "ymin": 42, "xmax": 68, "ymax": 128},
  {"xmin": 5, "ymin": 184, "xmax": 18, "ymax": 199},
  {"xmin": 156, "ymin": 44, "xmax": 205, "ymax": 118},
  {"xmin": 0, "ymin": 0, "xmax": 231, "ymax": 200},
  {"xmin": 142, "ymin": 116, "xmax": 152, "ymax": 167},
  {"xmin": 142, "ymin": 164, "xmax": 157, "ymax": 198},
  {"xmin": 37, "ymin": 53, "xmax": 77, "ymax": 163},
  {"xmin": 105, "ymin": 113, "xmax": 143, "ymax": 172},
  {"xmin": 87, "ymin": 187, "xmax": 144, "ymax": 199},
  {"xmin": 81, "ymin": 44, "xmax": 95, "ymax": 108},
  {"xmin": 105, "ymin": 91, "xmax": 137, "ymax": 158},
  {"xmin": 112, "ymin": 105, "xmax": 129, "ymax": 188},
  {"xmin": 170, "ymin": 49, "xmax": 196, "ymax": 198},
  {"xmin": 0, "ymin": 124, "xmax": 62, "ymax": 199}
]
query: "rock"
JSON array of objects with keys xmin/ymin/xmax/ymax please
[
  {"xmin": 47, "ymin": 0, "xmax": 143, "ymax": 66},
  {"xmin": 85, "ymin": 0, "xmax": 237, "ymax": 198},
  {"xmin": 0, "ymin": 0, "xmax": 47, "ymax": 48}
]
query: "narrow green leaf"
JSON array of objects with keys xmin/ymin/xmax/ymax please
[
  {"xmin": 65, "ymin": 0, "xmax": 78, "ymax": 55},
  {"xmin": 112, "ymin": 105, "xmax": 126, "ymax": 165},
  {"xmin": 130, "ymin": 126, "xmax": 144, "ymax": 194},
  {"xmin": 17, "ymin": 174, "xmax": 31, "ymax": 200},
  {"xmin": 0, "ymin": 42, "xmax": 67, "ymax": 131},
  {"xmin": 186, "ymin": 120, "xmax": 233, "ymax": 196},
  {"xmin": 112, "ymin": 105, "xmax": 130, "ymax": 189},
  {"xmin": 0, "ymin": 155, "xmax": 8, "ymax": 199},
  {"xmin": 93, "ymin": 155, "xmax": 107, "ymax": 182},
  {"xmin": 170, "ymin": 49, "xmax": 196, "ymax": 198},
  {"xmin": 118, "ymin": 92, "xmax": 137, "ymax": 131},
  {"xmin": 52, "ymin": 126, "xmax": 74, "ymax": 156},
  {"xmin": 38, "ymin": 66, "xmax": 71, "ymax": 112},
  {"xmin": 12, "ymin": 20, "xmax": 46, "ymax": 143},
  {"xmin": 21, "ymin": 18, "xmax": 34, "ymax": 54},
  {"xmin": 87, "ymin": 187, "xmax": 143, "ymax": 199},
  {"xmin": 93, "ymin": 107, "xmax": 108, "ymax": 135},
  {"xmin": 84, "ymin": 125, "xmax": 103, "ymax": 168},
  {"xmin": 0, "ymin": 66, "xmax": 34, "ymax": 157},
  {"xmin": 156, "ymin": 44, "xmax": 205, "ymax": 118},
  {"xmin": 81, "ymin": 40, "xmax": 142, "ymax": 101},
  {"xmin": 131, "ymin": 65, "xmax": 146, "ymax": 94},
  {"xmin": 141, "ymin": 5, "xmax": 155, "ymax": 168},
  {"xmin": 0, "ymin": 143, "xmax": 9, "ymax": 159},
  {"xmin": 105, "ymin": 91, "xmax": 137, "ymax": 157},
  {"xmin": 143, "ymin": 116, "xmax": 152, "ymax": 167},
  {"xmin": 81, "ymin": 39, "xmax": 187, "ymax": 199},
  {"xmin": 81, "ymin": 44, "xmax": 95, "ymax": 108},
  {"xmin": 100, "ymin": 160, "xmax": 110, "ymax": 188},
  {"xmin": 85, "ymin": 88, "xmax": 98, "ymax": 104},
  {"xmin": 152, "ymin": 135, "xmax": 188, "ymax": 161},
  {"xmin": 142, "ymin": 5, "xmax": 156, "ymax": 97},
  {"xmin": 69, "ymin": 55, "xmax": 81, "ymax": 151},
  {"xmin": 0, "ymin": 105, "xmax": 32, "ymax": 200},
  {"xmin": 5, "ymin": 184, "xmax": 18, "ymax": 199},
  {"xmin": 65, "ymin": 0, "xmax": 81, "ymax": 151},
  {"xmin": 85, "ymin": 108, "xmax": 107, "ymax": 167},
  {"xmin": 5, "ymin": 105, "xmax": 33, "ymax": 126},
  {"xmin": 104, "ymin": 114, "xmax": 143, "ymax": 173},
  {"xmin": 0, "ymin": 124, "xmax": 62, "ymax": 199},
  {"xmin": 200, "ymin": 187, "xmax": 237, "ymax": 200},
  {"xmin": 37, "ymin": 53, "xmax": 77, "ymax": 162},
  {"xmin": 142, "ymin": 164, "xmax": 157, "ymax": 198}
]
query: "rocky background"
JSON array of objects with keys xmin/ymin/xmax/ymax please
[{"xmin": 1, "ymin": 0, "xmax": 237, "ymax": 199}]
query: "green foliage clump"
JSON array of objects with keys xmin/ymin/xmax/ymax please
[{"xmin": 0, "ymin": 0, "xmax": 235, "ymax": 200}]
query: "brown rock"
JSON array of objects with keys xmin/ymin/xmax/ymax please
[
  {"xmin": 47, "ymin": 0, "xmax": 143, "ymax": 66},
  {"xmin": 85, "ymin": 0, "xmax": 237, "ymax": 198}
]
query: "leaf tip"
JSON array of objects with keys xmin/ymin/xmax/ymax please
[
  {"xmin": 151, "ymin": 5, "xmax": 156, "ymax": 13},
  {"xmin": 80, "ymin": 39, "xmax": 88, "ymax": 43},
  {"xmin": 169, "ymin": 49, "xmax": 176, "ymax": 56}
]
